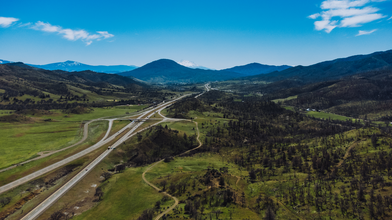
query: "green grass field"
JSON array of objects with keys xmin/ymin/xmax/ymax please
[
  {"xmin": 72, "ymin": 166, "xmax": 170, "ymax": 220},
  {"xmin": 160, "ymin": 120, "xmax": 197, "ymax": 136},
  {"xmin": 284, "ymin": 106, "xmax": 295, "ymax": 111},
  {"xmin": 272, "ymin": 95, "xmax": 298, "ymax": 103},
  {"xmin": 0, "ymin": 121, "xmax": 85, "ymax": 168},
  {"xmin": 0, "ymin": 110, "xmax": 14, "ymax": 116},
  {"xmin": 0, "ymin": 105, "xmax": 145, "ymax": 169},
  {"xmin": 0, "ymin": 120, "xmax": 108, "ymax": 185},
  {"xmin": 306, "ymin": 111, "xmax": 353, "ymax": 121}
]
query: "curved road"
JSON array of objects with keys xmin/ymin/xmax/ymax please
[
  {"xmin": 19, "ymin": 95, "xmax": 191, "ymax": 220},
  {"xmin": 0, "ymin": 110, "xmax": 148, "ymax": 174},
  {"xmin": 0, "ymin": 120, "xmax": 101, "ymax": 174},
  {"xmin": 143, "ymin": 86, "xmax": 208, "ymax": 220},
  {"xmin": 0, "ymin": 96, "xmax": 188, "ymax": 195}
]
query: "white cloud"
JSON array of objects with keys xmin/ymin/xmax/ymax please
[
  {"xmin": 315, "ymin": 18, "xmax": 338, "ymax": 33},
  {"xmin": 0, "ymin": 17, "xmax": 19, "ymax": 28},
  {"xmin": 309, "ymin": 0, "xmax": 387, "ymax": 33},
  {"xmin": 356, "ymin": 29, "xmax": 377, "ymax": 36},
  {"xmin": 31, "ymin": 21, "xmax": 114, "ymax": 45},
  {"xmin": 388, "ymin": 16, "xmax": 392, "ymax": 20},
  {"xmin": 33, "ymin": 21, "xmax": 61, "ymax": 32},
  {"xmin": 341, "ymin": 13, "xmax": 385, "ymax": 27},
  {"xmin": 321, "ymin": 0, "xmax": 369, "ymax": 9},
  {"xmin": 97, "ymin": 31, "xmax": 114, "ymax": 39},
  {"xmin": 309, "ymin": 13, "xmax": 320, "ymax": 19}
]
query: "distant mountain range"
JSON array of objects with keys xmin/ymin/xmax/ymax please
[
  {"xmin": 4, "ymin": 49, "xmax": 391, "ymax": 86},
  {"xmin": 222, "ymin": 63, "xmax": 291, "ymax": 76},
  {"xmin": 1, "ymin": 58, "xmax": 292, "ymax": 83},
  {"xmin": 247, "ymin": 49, "xmax": 392, "ymax": 83},
  {"xmin": 119, "ymin": 59, "xmax": 245, "ymax": 84},
  {"xmin": 2, "ymin": 62, "xmax": 145, "ymax": 88},
  {"xmin": 229, "ymin": 49, "xmax": 392, "ymax": 99},
  {"xmin": 27, "ymin": 60, "xmax": 138, "ymax": 74}
]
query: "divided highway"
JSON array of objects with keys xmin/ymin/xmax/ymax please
[
  {"xmin": 0, "ymin": 110, "xmax": 152, "ymax": 174},
  {"xmin": 19, "ymin": 94, "xmax": 190, "ymax": 220}
]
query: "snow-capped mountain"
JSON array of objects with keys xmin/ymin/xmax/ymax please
[
  {"xmin": 177, "ymin": 60, "xmax": 211, "ymax": 70},
  {"xmin": 28, "ymin": 60, "xmax": 138, "ymax": 74},
  {"xmin": 0, "ymin": 59, "xmax": 12, "ymax": 64},
  {"xmin": 56, "ymin": 60, "xmax": 82, "ymax": 67}
]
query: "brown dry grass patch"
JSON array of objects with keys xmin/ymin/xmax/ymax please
[{"xmin": 14, "ymin": 133, "xmax": 25, "ymax": 138}]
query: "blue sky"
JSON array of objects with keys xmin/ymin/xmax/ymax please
[{"xmin": 0, "ymin": 0, "xmax": 391, "ymax": 69}]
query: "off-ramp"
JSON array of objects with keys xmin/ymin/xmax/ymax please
[{"xmin": 19, "ymin": 95, "xmax": 190, "ymax": 220}]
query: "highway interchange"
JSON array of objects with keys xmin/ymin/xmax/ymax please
[
  {"xmin": 0, "ymin": 93, "xmax": 194, "ymax": 219},
  {"xmin": 0, "ymin": 84, "xmax": 210, "ymax": 220}
]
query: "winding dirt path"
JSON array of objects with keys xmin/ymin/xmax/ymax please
[
  {"xmin": 142, "ymin": 121, "xmax": 202, "ymax": 220},
  {"xmin": 335, "ymin": 140, "xmax": 360, "ymax": 169},
  {"xmin": 271, "ymin": 196, "xmax": 304, "ymax": 220},
  {"xmin": 235, "ymin": 176, "xmax": 241, "ymax": 186}
]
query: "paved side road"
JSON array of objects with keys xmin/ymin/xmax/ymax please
[
  {"xmin": 20, "ymin": 95, "xmax": 190, "ymax": 220},
  {"xmin": 0, "ymin": 120, "xmax": 99, "ymax": 174},
  {"xmin": 0, "ymin": 110, "xmax": 148, "ymax": 174},
  {"xmin": 0, "ymin": 96, "xmax": 188, "ymax": 195},
  {"xmin": 0, "ymin": 118, "xmax": 125, "ymax": 195}
]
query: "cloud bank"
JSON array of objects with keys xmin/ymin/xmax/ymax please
[
  {"xmin": 0, "ymin": 17, "xmax": 19, "ymax": 28},
  {"xmin": 32, "ymin": 21, "xmax": 114, "ymax": 45},
  {"xmin": 309, "ymin": 0, "xmax": 387, "ymax": 33}
]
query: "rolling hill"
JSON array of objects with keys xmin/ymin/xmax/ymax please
[
  {"xmin": 29, "ymin": 60, "xmax": 138, "ymax": 74},
  {"xmin": 272, "ymin": 67, "xmax": 392, "ymax": 119},
  {"xmin": 119, "ymin": 59, "xmax": 243, "ymax": 84},
  {"xmin": 0, "ymin": 63, "xmax": 151, "ymax": 110},
  {"xmin": 220, "ymin": 49, "xmax": 392, "ymax": 96},
  {"xmin": 222, "ymin": 63, "xmax": 291, "ymax": 76},
  {"xmin": 248, "ymin": 49, "xmax": 392, "ymax": 83},
  {"xmin": 54, "ymin": 70, "xmax": 146, "ymax": 87}
]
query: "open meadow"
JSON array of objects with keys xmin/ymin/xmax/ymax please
[{"xmin": 0, "ymin": 105, "xmax": 146, "ymax": 169}]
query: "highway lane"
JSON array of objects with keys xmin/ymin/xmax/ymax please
[
  {"xmin": 20, "ymin": 94, "xmax": 191, "ymax": 220},
  {"xmin": 0, "ymin": 110, "xmax": 149, "ymax": 174},
  {"xmin": 194, "ymin": 83, "xmax": 209, "ymax": 99},
  {"xmin": 205, "ymin": 83, "xmax": 210, "ymax": 91},
  {"xmin": 0, "ymin": 96, "xmax": 188, "ymax": 195},
  {"xmin": 0, "ymin": 120, "xmax": 100, "ymax": 174},
  {"xmin": 0, "ymin": 118, "xmax": 132, "ymax": 195}
]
